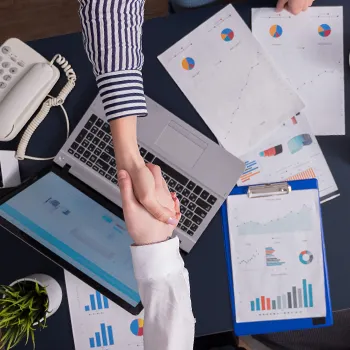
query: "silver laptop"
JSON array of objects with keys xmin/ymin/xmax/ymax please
[{"xmin": 54, "ymin": 96, "xmax": 244, "ymax": 252}]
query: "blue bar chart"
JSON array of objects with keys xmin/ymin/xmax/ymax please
[
  {"xmin": 250, "ymin": 279, "xmax": 314, "ymax": 312},
  {"xmin": 89, "ymin": 323, "xmax": 114, "ymax": 348},
  {"xmin": 85, "ymin": 291, "xmax": 109, "ymax": 311}
]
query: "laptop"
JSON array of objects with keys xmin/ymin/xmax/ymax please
[
  {"xmin": 0, "ymin": 96, "xmax": 244, "ymax": 314},
  {"xmin": 55, "ymin": 96, "xmax": 245, "ymax": 252}
]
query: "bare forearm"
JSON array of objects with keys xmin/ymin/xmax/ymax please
[{"xmin": 110, "ymin": 117, "xmax": 144, "ymax": 173}]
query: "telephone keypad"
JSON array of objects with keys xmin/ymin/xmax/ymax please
[
  {"xmin": 2, "ymin": 62, "xmax": 10, "ymax": 69},
  {"xmin": 3, "ymin": 75, "xmax": 11, "ymax": 82},
  {"xmin": 17, "ymin": 60, "xmax": 25, "ymax": 67},
  {"xmin": 0, "ymin": 82, "xmax": 6, "ymax": 89},
  {"xmin": 1, "ymin": 46, "xmax": 10, "ymax": 55},
  {"xmin": 9, "ymin": 67, "xmax": 17, "ymax": 74}
]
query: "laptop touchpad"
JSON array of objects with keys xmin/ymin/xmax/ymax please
[{"xmin": 155, "ymin": 121, "xmax": 207, "ymax": 168}]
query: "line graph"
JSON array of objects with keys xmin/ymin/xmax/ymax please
[
  {"xmin": 237, "ymin": 205, "xmax": 313, "ymax": 236},
  {"xmin": 238, "ymin": 250, "xmax": 260, "ymax": 265}
]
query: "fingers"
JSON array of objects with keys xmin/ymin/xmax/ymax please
[
  {"xmin": 146, "ymin": 163, "xmax": 164, "ymax": 189},
  {"xmin": 276, "ymin": 0, "xmax": 288, "ymax": 12},
  {"xmin": 118, "ymin": 170, "xmax": 138, "ymax": 208},
  {"xmin": 142, "ymin": 197, "xmax": 178, "ymax": 225}
]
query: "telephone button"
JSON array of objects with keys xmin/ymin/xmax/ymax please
[
  {"xmin": 2, "ymin": 62, "xmax": 10, "ymax": 69},
  {"xmin": 1, "ymin": 46, "xmax": 11, "ymax": 55},
  {"xmin": 17, "ymin": 60, "xmax": 25, "ymax": 67},
  {"xmin": 0, "ymin": 82, "xmax": 7, "ymax": 89},
  {"xmin": 9, "ymin": 67, "xmax": 17, "ymax": 74},
  {"xmin": 3, "ymin": 75, "xmax": 11, "ymax": 82},
  {"xmin": 10, "ymin": 55, "xmax": 16, "ymax": 62}
]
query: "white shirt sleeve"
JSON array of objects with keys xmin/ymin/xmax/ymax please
[{"xmin": 131, "ymin": 237, "xmax": 195, "ymax": 350}]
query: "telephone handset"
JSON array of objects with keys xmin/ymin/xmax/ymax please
[{"xmin": 0, "ymin": 38, "xmax": 76, "ymax": 160}]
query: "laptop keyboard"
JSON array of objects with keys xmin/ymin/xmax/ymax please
[{"xmin": 68, "ymin": 114, "xmax": 218, "ymax": 237}]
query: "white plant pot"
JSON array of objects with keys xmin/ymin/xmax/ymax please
[{"xmin": 9, "ymin": 274, "xmax": 62, "ymax": 324}]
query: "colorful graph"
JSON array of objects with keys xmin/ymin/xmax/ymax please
[
  {"xmin": 299, "ymin": 250, "xmax": 313, "ymax": 265},
  {"xmin": 291, "ymin": 116, "xmax": 298, "ymax": 125},
  {"xmin": 265, "ymin": 247, "xmax": 285, "ymax": 267},
  {"xmin": 85, "ymin": 291, "xmax": 109, "ymax": 312},
  {"xmin": 182, "ymin": 57, "xmax": 195, "ymax": 71},
  {"xmin": 89, "ymin": 323, "xmax": 114, "ymax": 348},
  {"xmin": 318, "ymin": 24, "xmax": 331, "ymax": 37},
  {"xmin": 250, "ymin": 279, "xmax": 314, "ymax": 312},
  {"xmin": 269, "ymin": 24, "xmax": 283, "ymax": 38},
  {"xmin": 288, "ymin": 134, "xmax": 312, "ymax": 154},
  {"xmin": 221, "ymin": 28, "xmax": 234, "ymax": 41},
  {"xmin": 259, "ymin": 144, "xmax": 283, "ymax": 157},
  {"xmin": 287, "ymin": 168, "xmax": 316, "ymax": 181},
  {"xmin": 238, "ymin": 204, "xmax": 312, "ymax": 236},
  {"xmin": 130, "ymin": 319, "xmax": 144, "ymax": 336},
  {"xmin": 240, "ymin": 160, "xmax": 260, "ymax": 183}
]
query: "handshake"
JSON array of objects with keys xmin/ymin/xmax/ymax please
[{"xmin": 118, "ymin": 163, "xmax": 181, "ymax": 246}]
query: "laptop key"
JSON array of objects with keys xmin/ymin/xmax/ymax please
[
  {"xmin": 175, "ymin": 184, "xmax": 184, "ymax": 193},
  {"xmin": 95, "ymin": 119, "xmax": 103, "ymax": 127},
  {"xmin": 105, "ymin": 145, "xmax": 114, "ymax": 157},
  {"xmin": 145, "ymin": 152, "xmax": 155, "ymax": 162},
  {"xmin": 88, "ymin": 144, "xmax": 95, "ymax": 152},
  {"xmin": 89, "ymin": 114, "xmax": 97, "ymax": 123},
  {"xmin": 75, "ymin": 129, "xmax": 87, "ymax": 143},
  {"xmin": 99, "ymin": 141, "xmax": 106, "ymax": 149},
  {"xmin": 153, "ymin": 157, "xmax": 189, "ymax": 186},
  {"xmin": 90, "ymin": 155, "xmax": 97, "ymax": 162},
  {"xmin": 96, "ymin": 159, "xmax": 109, "ymax": 171},
  {"xmin": 189, "ymin": 193, "xmax": 197, "ymax": 202},
  {"xmin": 192, "ymin": 215, "xmax": 203, "ymax": 226},
  {"xmin": 185, "ymin": 210, "xmax": 193, "ymax": 219},
  {"xmin": 99, "ymin": 169, "xmax": 105, "ymax": 176},
  {"xmin": 71, "ymin": 142, "xmax": 79, "ymax": 150},
  {"xmin": 92, "ymin": 137, "xmax": 100, "ymax": 145},
  {"xmin": 91, "ymin": 126, "xmax": 98, "ymax": 134},
  {"xmin": 200, "ymin": 190, "xmax": 209, "ymax": 200},
  {"xmin": 190, "ymin": 223, "xmax": 198, "ymax": 232},
  {"xmin": 181, "ymin": 225, "xmax": 188, "ymax": 233},
  {"xmin": 94, "ymin": 148, "xmax": 102, "ymax": 156},
  {"xmin": 163, "ymin": 174, "xmax": 170, "ymax": 182},
  {"xmin": 187, "ymin": 230, "xmax": 194, "ymax": 236},
  {"xmin": 181, "ymin": 198, "xmax": 189, "ymax": 206},
  {"xmin": 97, "ymin": 130, "xmax": 104, "ymax": 138},
  {"xmin": 68, "ymin": 149, "xmax": 74, "ymax": 154},
  {"xmin": 105, "ymin": 174, "xmax": 112, "ymax": 180},
  {"xmin": 168, "ymin": 179, "xmax": 176, "ymax": 188},
  {"xmin": 111, "ymin": 178, "xmax": 118, "ymax": 185},
  {"xmin": 188, "ymin": 202, "xmax": 196, "ymax": 211},
  {"xmin": 102, "ymin": 122, "xmax": 110, "ymax": 133},
  {"xmin": 179, "ymin": 216, "xmax": 185, "ymax": 224},
  {"xmin": 100, "ymin": 152, "xmax": 111, "ymax": 163},
  {"xmin": 186, "ymin": 181, "xmax": 196, "ymax": 190},
  {"xmin": 196, "ymin": 198, "xmax": 212, "ymax": 212},
  {"xmin": 74, "ymin": 153, "xmax": 80, "ymax": 159},
  {"xmin": 77, "ymin": 146, "xmax": 84, "ymax": 154},
  {"xmin": 208, "ymin": 195, "xmax": 217, "ymax": 205},
  {"xmin": 86, "ymin": 133, "xmax": 94, "ymax": 141},
  {"xmin": 184, "ymin": 219, "xmax": 191, "ymax": 227},
  {"xmin": 85, "ymin": 119, "xmax": 94, "ymax": 130},
  {"xmin": 109, "ymin": 159, "xmax": 116, "ymax": 167},
  {"xmin": 195, "ymin": 207, "xmax": 207, "ymax": 218},
  {"xmin": 177, "ymin": 194, "xmax": 183, "ymax": 201},
  {"xmin": 87, "ymin": 161, "xmax": 93, "ymax": 167},
  {"xmin": 108, "ymin": 168, "xmax": 116, "ymax": 176},
  {"xmin": 82, "ymin": 140, "xmax": 89, "ymax": 148},
  {"xmin": 193, "ymin": 185, "xmax": 202, "ymax": 195},
  {"xmin": 93, "ymin": 165, "xmax": 99, "ymax": 172},
  {"xmin": 103, "ymin": 135, "xmax": 110, "ymax": 143},
  {"xmin": 80, "ymin": 157, "xmax": 87, "ymax": 163},
  {"xmin": 139, "ymin": 147, "xmax": 147, "ymax": 157},
  {"xmin": 182, "ymin": 188, "xmax": 191, "ymax": 197},
  {"xmin": 180, "ymin": 205, "xmax": 186, "ymax": 214},
  {"xmin": 83, "ymin": 150, "xmax": 91, "ymax": 158}
]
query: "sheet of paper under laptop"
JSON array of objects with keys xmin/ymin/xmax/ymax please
[
  {"xmin": 158, "ymin": 4, "xmax": 305, "ymax": 157},
  {"xmin": 237, "ymin": 112, "xmax": 339, "ymax": 203}
]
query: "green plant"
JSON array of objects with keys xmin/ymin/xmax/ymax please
[{"xmin": 0, "ymin": 281, "xmax": 49, "ymax": 349}]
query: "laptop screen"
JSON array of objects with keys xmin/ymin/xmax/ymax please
[{"xmin": 0, "ymin": 172, "xmax": 140, "ymax": 307}]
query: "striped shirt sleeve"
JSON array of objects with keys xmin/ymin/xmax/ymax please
[{"xmin": 78, "ymin": 0, "xmax": 148, "ymax": 121}]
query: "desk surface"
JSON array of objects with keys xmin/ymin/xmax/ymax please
[{"xmin": 0, "ymin": 1, "xmax": 349, "ymax": 348}]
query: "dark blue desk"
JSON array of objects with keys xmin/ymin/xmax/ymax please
[{"xmin": 0, "ymin": 1, "xmax": 349, "ymax": 348}]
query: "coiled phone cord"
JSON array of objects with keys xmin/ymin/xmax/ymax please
[{"xmin": 16, "ymin": 54, "xmax": 76, "ymax": 161}]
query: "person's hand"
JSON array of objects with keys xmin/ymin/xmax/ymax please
[
  {"xmin": 118, "ymin": 164, "xmax": 181, "ymax": 245},
  {"xmin": 128, "ymin": 163, "xmax": 178, "ymax": 225},
  {"xmin": 276, "ymin": 0, "xmax": 314, "ymax": 15}
]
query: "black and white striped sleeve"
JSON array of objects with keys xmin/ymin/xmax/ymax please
[{"xmin": 78, "ymin": 0, "xmax": 148, "ymax": 121}]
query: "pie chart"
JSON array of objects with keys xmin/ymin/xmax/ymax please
[
  {"xmin": 182, "ymin": 57, "xmax": 195, "ymax": 71},
  {"xmin": 318, "ymin": 24, "xmax": 331, "ymax": 37},
  {"xmin": 269, "ymin": 24, "xmax": 283, "ymax": 38},
  {"xmin": 299, "ymin": 250, "xmax": 313, "ymax": 265},
  {"xmin": 221, "ymin": 28, "xmax": 234, "ymax": 42},
  {"xmin": 130, "ymin": 319, "xmax": 144, "ymax": 336}
]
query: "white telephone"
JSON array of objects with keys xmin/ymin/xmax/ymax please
[{"xmin": 0, "ymin": 38, "xmax": 76, "ymax": 160}]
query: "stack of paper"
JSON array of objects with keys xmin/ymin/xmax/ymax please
[{"xmin": 158, "ymin": 4, "xmax": 341, "ymax": 200}]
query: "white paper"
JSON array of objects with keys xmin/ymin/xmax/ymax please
[
  {"xmin": 0, "ymin": 151, "xmax": 21, "ymax": 188},
  {"xmin": 158, "ymin": 5, "xmax": 304, "ymax": 157},
  {"xmin": 65, "ymin": 271, "xmax": 144, "ymax": 350},
  {"xmin": 252, "ymin": 7, "xmax": 345, "ymax": 135},
  {"xmin": 238, "ymin": 113, "xmax": 339, "ymax": 202},
  {"xmin": 227, "ymin": 190, "xmax": 326, "ymax": 323}
]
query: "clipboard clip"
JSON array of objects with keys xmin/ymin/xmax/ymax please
[{"xmin": 247, "ymin": 182, "xmax": 291, "ymax": 198}]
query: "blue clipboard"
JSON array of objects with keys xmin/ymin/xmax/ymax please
[{"xmin": 221, "ymin": 179, "xmax": 333, "ymax": 336}]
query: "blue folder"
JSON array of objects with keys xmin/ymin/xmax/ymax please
[{"xmin": 221, "ymin": 179, "xmax": 333, "ymax": 336}]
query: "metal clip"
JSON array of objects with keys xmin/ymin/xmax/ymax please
[{"xmin": 248, "ymin": 182, "xmax": 291, "ymax": 198}]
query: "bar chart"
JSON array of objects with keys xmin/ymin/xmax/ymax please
[
  {"xmin": 250, "ymin": 279, "xmax": 314, "ymax": 312},
  {"xmin": 265, "ymin": 247, "xmax": 285, "ymax": 267},
  {"xmin": 85, "ymin": 290, "xmax": 109, "ymax": 312},
  {"xmin": 89, "ymin": 323, "xmax": 114, "ymax": 348}
]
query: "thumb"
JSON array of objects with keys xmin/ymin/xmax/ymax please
[
  {"xmin": 118, "ymin": 170, "xmax": 137, "ymax": 207},
  {"xmin": 144, "ymin": 199, "xmax": 178, "ymax": 226},
  {"xmin": 276, "ymin": 0, "xmax": 288, "ymax": 12}
]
